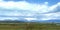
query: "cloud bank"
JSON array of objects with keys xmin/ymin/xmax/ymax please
[{"xmin": 0, "ymin": 0, "xmax": 60, "ymax": 21}]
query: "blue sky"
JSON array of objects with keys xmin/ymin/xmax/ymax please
[
  {"xmin": 4, "ymin": 0, "xmax": 60, "ymax": 5},
  {"xmin": 0, "ymin": 0, "xmax": 60, "ymax": 21}
]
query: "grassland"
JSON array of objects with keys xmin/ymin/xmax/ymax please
[{"xmin": 0, "ymin": 22, "xmax": 60, "ymax": 30}]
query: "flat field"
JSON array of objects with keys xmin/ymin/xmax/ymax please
[{"xmin": 0, "ymin": 22, "xmax": 60, "ymax": 30}]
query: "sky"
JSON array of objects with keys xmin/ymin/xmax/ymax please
[{"xmin": 0, "ymin": 0, "xmax": 60, "ymax": 21}]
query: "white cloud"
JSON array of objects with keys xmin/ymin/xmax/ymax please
[
  {"xmin": 24, "ymin": 18, "xmax": 38, "ymax": 21},
  {"xmin": 44, "ymin": 2, "xmax": 48, "ymax": 5},
  {"xmin": 48, "ymin": 2, "xmax": 60, "ymax": 12},
  {"xmin": 0, "ymin": 1, "xmax": 60, "ymax": 14},
  {"xmin": 0, "ymin": 1, "xmax": 60, "ymax": 13},
  {"xmin": 0, "ymin": 1, "xmax": 49, "ymax": 17},
  {"xmin": 0, "ymin": 0, "xmax": 3, "ymax": 2},
  {"xmin": 0, "ymin": 1, "xmax": 49, "ymax": 13},
  {"xmin": 0, "ymin": 0, "xmax": 60, "ymax": 21},
  {"xmin": 40, "ymin": 12, "xmax": 60, "ymax": 20},
  {"xmin": 0, "ymin": 17, "xmax": 19, "ymax": 21}
]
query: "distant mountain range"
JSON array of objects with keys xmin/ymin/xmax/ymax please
[
  {"xmin": 43, "ymin": 19, "xmax": 60, "ymax": 23},
  {"xmin": 0, "ymin": 19, "xmax": 60, "ymax": 23},
  {"xmin": 33, "ymin": 19, "xmax": 60, "ymax": 23}
]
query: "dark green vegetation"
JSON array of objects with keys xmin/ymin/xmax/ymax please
[{"xmin": 0, "ymin": 22, "xmax": 60, "ymax": 30}]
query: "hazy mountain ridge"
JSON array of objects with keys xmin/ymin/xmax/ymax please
[{"xmin": 0, "ymin": 19, "xmax": 60, "ymax": 23}]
